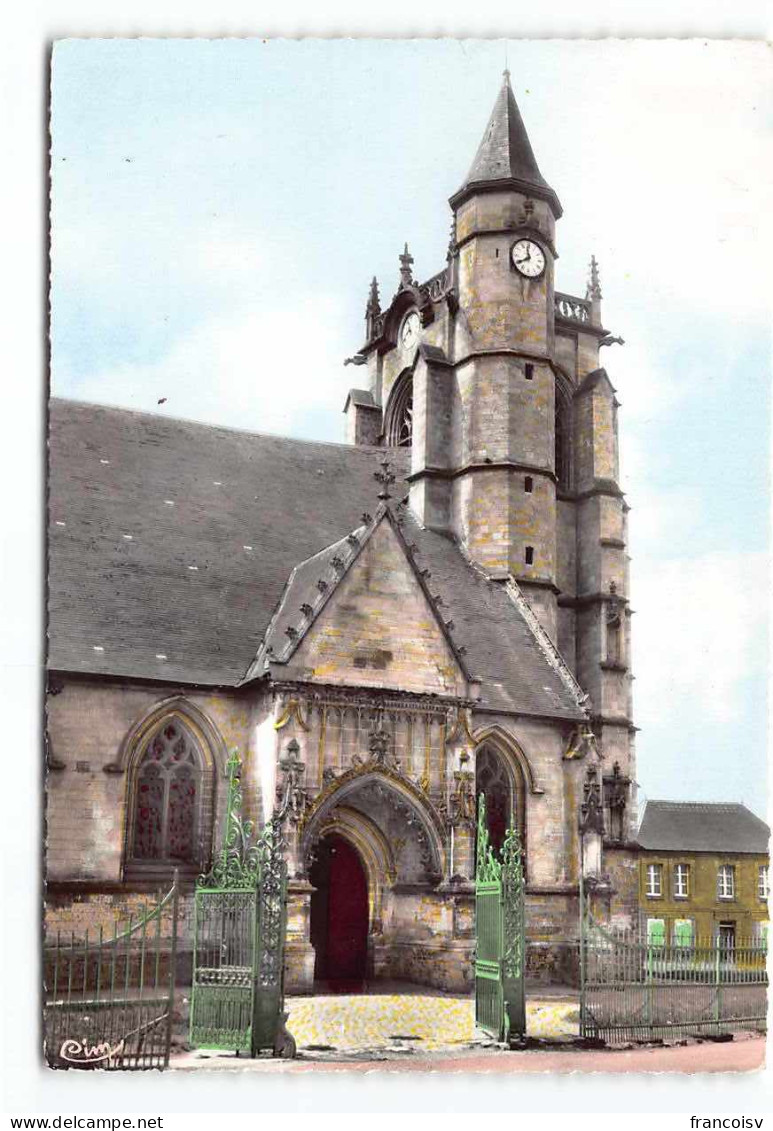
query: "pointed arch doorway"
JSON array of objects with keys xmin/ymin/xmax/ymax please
[{"xmin": 309, "ymin": 833, "xmax": 369, "ymax": 989}]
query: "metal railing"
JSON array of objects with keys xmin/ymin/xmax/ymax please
[
  {"xmin": 43, "ymin": 873, "xmax": 180, "ymax": 1070},
  {"xmin": 580, "ymin": 918, "xmax": 768, "ymax": 1043}
]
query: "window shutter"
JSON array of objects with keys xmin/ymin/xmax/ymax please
[
  {"xmin": 647, "ymin": 918, "xmax": 665, "ymax": 946},
  {"xmin": 674, "ymin": 919, "xmax": 693, "ymax": 947}
]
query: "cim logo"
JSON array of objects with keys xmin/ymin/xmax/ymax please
[{"xmin": 58, "ymin": 1038, "xmax": 125, "ymax": 1067}]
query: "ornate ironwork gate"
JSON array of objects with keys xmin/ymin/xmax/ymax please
[
  {"xmin": 474, "ymin": 794, "xmax": 526, "ymax": 1044},
  {"xmin": 44, "ymin": 873, "xmax": 180, "ymax": 1070},
  {"xmin": 190, "ymin": 753, "xmax": 294, "ymax": 1057}
]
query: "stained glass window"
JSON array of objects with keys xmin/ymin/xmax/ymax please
[{"xmin": 131, "ymin": 719, "xmax": 200, "ymax": 863}]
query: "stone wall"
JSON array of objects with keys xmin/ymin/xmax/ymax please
[
  {"xmin": 46, "ymin": 678, "xmax": 260, "ymax": 882},
  {"xmin": 290, "ymin": 519, "xmax": 467, "ymax": 699}
]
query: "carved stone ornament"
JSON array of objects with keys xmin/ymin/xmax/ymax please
[
  {"xmin": 606, "ymin": 581, "xmax": 623, "ymax": 627},
  {"xmin": 275, "ymin": 738, "xmax": 308, "ymax": 825},
  {"xmin": 449, "ymin": 769, "xmax": 476, "ymax": 827},
  {"xmin": 349, "ymin": 706, "xmax": 400, "ymax": 773},
  {"xmin": 299, "ymin": 755, "xmax": 447, "ymax": 879},
  {"xmin": 579, "ymin": 766, "xmax": 605, "ymax": 836}
]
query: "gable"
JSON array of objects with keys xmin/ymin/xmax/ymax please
[{"xmin": 288, "ymin": 518, "xmax": 467, "ymax": 697}]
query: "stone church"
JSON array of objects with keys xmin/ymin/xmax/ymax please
[{"xmin": 46, "ymin": 73, "xmax": 637, "ymax": 991}]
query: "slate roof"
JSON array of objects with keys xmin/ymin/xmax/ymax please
[
  {"xmin": 637, "ymin": 801, "xmax": 770, "ymax": 855},
  {"xmin": 343, "ymin": 388, "xmax": 376, "ymax": 410},
  {"xmin": 452, "ymin": 73, "xmax": 562, "ymax": 217},
  {"xmin": 48, "ymin": 398, "xmax": 585, "ymax": 720}
]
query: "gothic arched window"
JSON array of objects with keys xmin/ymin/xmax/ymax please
[
  {"xmin": 475, "ymin": 743, "xmax": 527, "ymax": 867},
  {"xmin": 385, "ymin": 372, "xmax": 413, "ymax": 447},
  {"xmin": 555, "ymin": 379, "xmax": 572, "ymax": 491},
  {"xmin": 127, "ymin": 717, "xmax": 211, "ymax": 879}
]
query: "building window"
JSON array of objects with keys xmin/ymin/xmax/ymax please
[
  {"xmin": 717, "ymin": 864, "xmax": 735, "ymax": 900},
  {"xmin": 673, "ymin": 863, "xmax": 690, "ymax": 899},
  {"xmin": 128, "ymin": 717, "xmax": 209, "ymax": 876},
  {"xmin": 384, "ymin": 371, "xmax": 413, "ymax": 447},
  {"xmin": 524, "ymin": 476, "xmax": 533, "ymax": 493},
  {"xmin": 524, "ymin": 363, "xmax": 534, "ymax": 380},
  {"xmin": 475, "ymin": 743, "xmax": 526, "ymax": 869},
  {"xmin": 524, "ymin": 546, "xmax": 534, "ymax": 565},
  {"xmin": 646, "ymin": 863, "xmax": 662, "ymax": 898},
  {"xmin": 646, "ymin": 918, "xmax": 665, "ymax": 947},
  {"xmin": 673, "ymin": 919, "xmax": 694, "ymax": 948},
  {"xmin": 554, "ymin": 378, "xmax": 572, "ymax": 490},
  {"xmin": 759, "ymin": 866, "xmax": 769, "ymax": 901}
]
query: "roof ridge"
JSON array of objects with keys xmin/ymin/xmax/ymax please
[
  {"xmin": 649, "ymin": 800, "xmax": 748, "ymax": 808},
  {"xmin": 50, "ymin": 396, "xmax": 391, "ymax": 454},
  {"xmin": 241, "ymin": 510, "xmax": 383, "ymax": 681},
  {"xmin": 502, "ymin": 576, "xmax": 590, "ymax": 714}
]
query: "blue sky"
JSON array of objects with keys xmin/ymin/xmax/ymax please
[{"xmin": 50, "ymin": 38, "xmax": 770, "ymax": 817}]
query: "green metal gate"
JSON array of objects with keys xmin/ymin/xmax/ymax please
[
  {"xmin": 190, "ymin": 753, "xmax": 293, "ymax": 1057},
  {"xmin": 474, "ymin": 794, "xmax": 526, "ymax": 1044}
]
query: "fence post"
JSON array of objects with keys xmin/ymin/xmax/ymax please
[
  {"xmin": 713, "ymin": 938, "xmax": 722, "ymax": 1034},
  {"xmin": 165, "ymin": 868, "xmax": 180, "ymax": 1069},
  {"xmin": 578, "ymin": 878, "xmax": 586, "ymax": 1038}
]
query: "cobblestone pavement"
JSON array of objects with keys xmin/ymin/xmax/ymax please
[{"xmin": 283, "ymin": 993, "xmax": 579, "ymax": 1051}]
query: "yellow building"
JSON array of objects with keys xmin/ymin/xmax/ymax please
[{"xmin": 637, "ymin": 801, "xmax": 769, "ymax": 947}]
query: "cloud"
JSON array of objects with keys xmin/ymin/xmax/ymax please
[
  {"xmin": 632, "ymin": 549, "xmax": 768, "ymax": 728},
  {"xmin": 61, "ymin": 296, "xmax": 353, "ymax": 440}
]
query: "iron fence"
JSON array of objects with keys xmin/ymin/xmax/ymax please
[
  {"xmin": 581, "ymin": 918, "xmax": 768, "ymax": 1043},
  {"xmin": 43, "ymin": 873, "xmax": 180, "ymax": 1070}
]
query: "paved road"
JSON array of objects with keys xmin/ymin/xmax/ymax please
[{"xmin": 174, "ymin": 1035, "xmax": 765, "ymax": 1074}]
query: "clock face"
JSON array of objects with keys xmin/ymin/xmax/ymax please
[
  {"xmin": 400, "ymin": 311, "xmax": 420, "ymax": 351},
  {"xmin": 511, "ymin": 238, "xmax": 546, "ymax": 279}
]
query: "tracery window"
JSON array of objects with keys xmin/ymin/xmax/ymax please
[
  {"xmin": 130, "ymin": 719, "xmax": 202, "ymax": 867},
  {"xmin": 475, "ymin": 743, "xmax": 526, "ymax": 864},
  {"xmin": 554, "ymin": 380, "xmax": 572, "ymax": 491},
  {"xmin": 476, "ymin": 746, "xmax": 511, "ymax": 856},
  {"xmin": 385, "ymin": 372, "xmax": 413, "ymax": 447}
]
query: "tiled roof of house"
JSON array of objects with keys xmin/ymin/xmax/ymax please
[
  {"xmin": 48, "ymin": 398, "xmax": 585, "ymax": 720},
  {"xmin": 637, "ymin": 801, "xmax": 769, "ymax": 854}
]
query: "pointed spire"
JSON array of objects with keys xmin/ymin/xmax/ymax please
[
  {"xmin": 586, "ymin": 255, "xmax": 602, "ymax": 301},
  {"xmin": 446, "ymin": 216, "xmax": 456, "ymax": 262},
  {"xmin": 366, "ymin": 275, "xmax": 381, "ymax": 317},
  {"xmin": 398, "ymin": 243, "xmax": 414, "ymax": 288},
  {"xmin": 450, "ymin": 71, "xmax": 561, "ymax": 218}
]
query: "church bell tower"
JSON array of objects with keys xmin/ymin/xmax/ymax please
[
  {"xmin": 442, "ymin": 71, "xmax": 564, "ymax": 637},
  {"xmin": 346, "ymin": 73, "xmax": 635, "ymax": 831}
]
